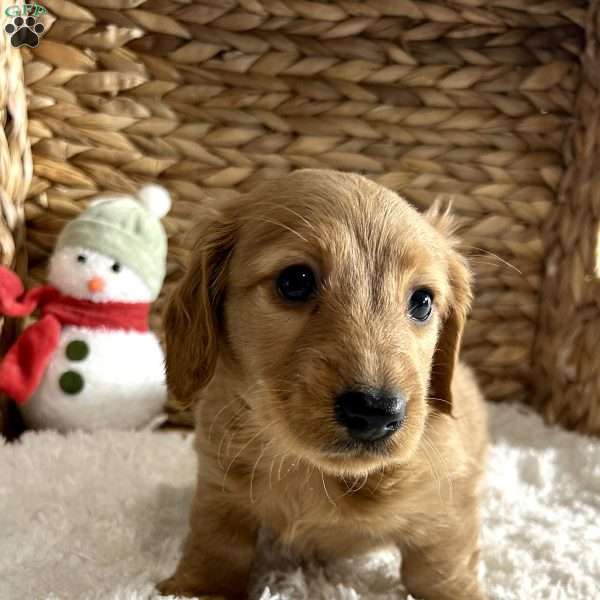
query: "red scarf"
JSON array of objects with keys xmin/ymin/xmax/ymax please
[{"xmin": 0, "ymin": 266, "xmax": 150, "ymax": 405}]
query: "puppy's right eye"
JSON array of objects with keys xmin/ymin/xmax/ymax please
[
  {"xmin": 77, "ymin": 254, "xmax": 87, "ymax": 264},
  {"xmin": 408, "ymin": 288, "xmax": 434, "ymax": 322},
  {"xmin": 276, "ymin": 264, "xmax": 316, "ymax": 302}
]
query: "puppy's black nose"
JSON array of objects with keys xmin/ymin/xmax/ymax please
[{"xmin": 335, "ymin": 388, "xmax": 406, "ymax": 442}]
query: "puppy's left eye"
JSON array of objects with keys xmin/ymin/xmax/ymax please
[
  {"xmin": 111, "ymin": 262, "xmax": 121, "ymax": 273},
  {"xmin": 408, "ymin": 288, "xmax": 434, "ymax": 322},
  {"xmin": 276, "ymin": 264, "xmax": 316, "ymax": 302}
]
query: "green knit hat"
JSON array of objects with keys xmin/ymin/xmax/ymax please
[{"xmin": 57, "ymin": 185, "xmax": 171, "ymax": 299}]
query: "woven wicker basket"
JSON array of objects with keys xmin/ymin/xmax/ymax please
[{"xmin": 0, "ymin": 0, "xmax": 599, "ymax": 435}]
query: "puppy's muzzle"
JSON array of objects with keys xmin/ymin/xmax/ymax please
[{"xmin": 335, "ymin": 388, "xmax": 406, "ymax": 442}]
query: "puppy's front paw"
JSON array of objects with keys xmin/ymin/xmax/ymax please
[{"xmin": 156, "ymin": 574, "xmax": 244, "ymax": 600}]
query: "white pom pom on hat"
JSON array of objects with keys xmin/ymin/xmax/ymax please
[{"xmin": 135, "ymin": 184, "xmax": 172, "ymax": 218}]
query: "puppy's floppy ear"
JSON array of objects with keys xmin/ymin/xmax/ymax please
[
  {"xmin": 164, "ymin": 206, "xmax": 236, "ymax": 406},
  {"xmin": 426, "ymin": 201, "xmax": 472, "ymax": 415}
]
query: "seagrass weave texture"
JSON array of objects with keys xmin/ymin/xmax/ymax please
[
  {"xmin": 0, "ymin": 8, "xmax": 30, "ymax": 276},
  {"xmin": 532, "ymin": 0, "xmax": 600, "ymax": 434},
  {"xmin": 5, "ymin": 0, "xmax": 599, "ymax": 431},
  {"xmin": 0, "ymin": 0, "xmax": 31, "ymax": 436}
]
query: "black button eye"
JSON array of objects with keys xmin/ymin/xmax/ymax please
[
  {"xmin": 77, "ymin": 254, "xmax": 86, "ymax": 264},
  {"xmin": 111, "ymin": 262, "xmax": 121, "ymax": 273},
  {"xmin": 276, "ymin": 264, "xmax": 316, "ymax": 302},
  {"xmin": 408, "ymin": 288, "xmax": 434, "ymax": 322}
]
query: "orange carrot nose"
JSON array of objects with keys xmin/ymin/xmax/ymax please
[{"xmin": 87, "ymin": 276, "xmax": 105, "ymax": 293}]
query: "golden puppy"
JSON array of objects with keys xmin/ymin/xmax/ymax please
[{"xmin": 158, "ymin": 170, "xmax": 488, "ymax": 600}]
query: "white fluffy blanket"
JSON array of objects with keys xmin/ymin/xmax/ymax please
[{"xmin": 1, "ymin": 403, "xmax": 599, "ymax": 600}]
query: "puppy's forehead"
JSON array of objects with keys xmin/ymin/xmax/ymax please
[{"xmin": 235, "ymin": 171, "xmax": 444, "ymax": 264}]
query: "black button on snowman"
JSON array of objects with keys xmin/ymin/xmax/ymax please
[
  {"xmin": 66, "ymin": 339, "xmax": 89, "ymax": 362},
  {"xmin": 58, "ymin": 340, "xmax": 89, "ymax": 395}
]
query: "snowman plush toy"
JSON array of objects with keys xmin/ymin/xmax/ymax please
[{"xmin": 0, "ymin": 185, "xmax": 170, "ymax": 432}]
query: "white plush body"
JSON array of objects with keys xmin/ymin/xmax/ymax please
[
  {"xmin": 19, "ymin": 245, "xmax": 167, "ymax": 432},
  {"xmin": 21, "ymin": 327, "xmax": 166, "ymax": 432}
]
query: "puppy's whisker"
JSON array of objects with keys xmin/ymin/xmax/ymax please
[
  {"xmin": 207, "ymin": 398, "xmax": 237, "ymax": 443},
  {"xmin": 423, "ymin": 433, "xmax": 453, "ymax": 504},
  {"xmin": 222, "ymin": 412, "xmax": 271, "ymax": 463},
  {"xmin": 249, "ymin": 387, "xmax": 290, "ymax": 397},
  {"xmin": 426, "ymin": 396, "xmax": 479, "ymax": 421},
  {"xmin": 340, "ymin": 473, "xmax": 369, "ymax": 497},
  {"xmin": 349, "ymin": 474, "xmax": 366, "ymax": 494},
  {"xmin": 222, "ymin": 424, "xmax": 272, "ymax": 492},
  {"xmin": 217, "ymin": 406, "xmax": 265, "ymax": 470},
  {"xmin": 461, "ymin": 244, "xmax": 521, "ymax": 274},
  {"xmin": 370, "ymin": 467, "xmax": 387, "ymax": 496},
  {"xmin": 268, "ymin": 454, "xmax": 278, "ymax": 490},
  {"xmin": 252, "ymin": 201, "xmax": 317, "ymax": 233},
  {"xmin": 242, "ymin": 379, "xmax": 292, "ymax": 402},
  {"xmin": 420, "ymin": 437, "xmax": 443, "ymax": 502},
  {"xmin": 237, "ymin": 216, "xmax": 308, "ymax": 243},
  {"xmin": 249, "ymin": 441, "xmax": 271, "ymax": 504},
  {"xmin": 426, "ymin": 396, "xmax": 453, "ymax": 407},
  {"xmin": 215, "ymin": 407, "xmax": 247, "ymax": 468},
  {"xmin": 297, "ymin": 347, "xmax": 347, "ymax": 381},
  {"xmin": 357, "ymin": 473, "xmax": 370, "ymax": 494},
  {"xmin": 235, "ymin": 378, "xmax": 272, "ymax": 408},
  {"xmin": 211, "ymin": 381, "xmax": 264, "ymax": 458},
  {"xmin": 339, "ymin": 474, "xmax": 355, "ymax": 498},
  {"xmin": 277, "ymin": 452, "xmax": 290, "ymax": 482},
  {"xmin": 467, "ymin": 257, "xmax": 515, "ymax": 272},
  {"xmin": 304, "ymin": 461, "xmax": 315, "ymax": 487},
  {"xmin": 263, "ymin": 442, "xmax": 294, "ymax": 490},
  {"xmin": 320, "ymin": 469, "xmax": 337, "ymax": 508},
  {"xmin": 300, "ymin": 347, "xmax": 329, "ymax": 360},
  {"xmin": 216, "ymin": 425, "xmax": 238, "ymax": 470}
]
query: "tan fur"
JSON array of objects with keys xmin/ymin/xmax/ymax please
[{"xmin": 158, "ymin": 170, "xmax": 489, "ymax": 600}]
